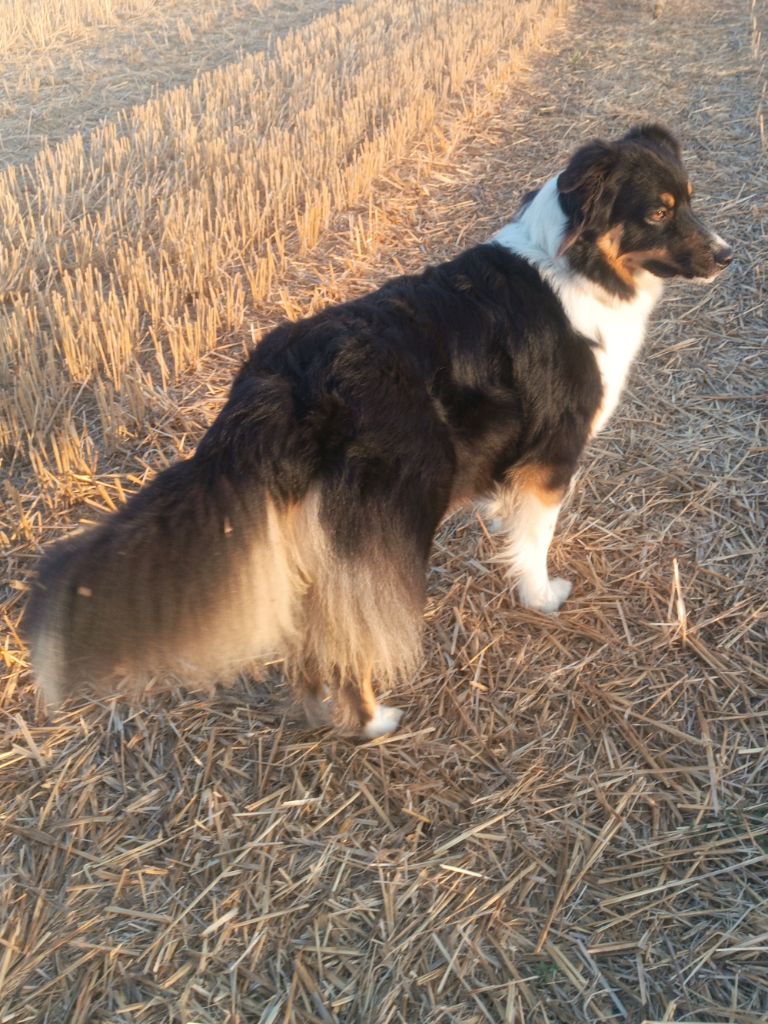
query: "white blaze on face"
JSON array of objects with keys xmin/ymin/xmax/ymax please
[{"xmin": 709, "ymin": 231, "xmax": 729, "ymax": 251}]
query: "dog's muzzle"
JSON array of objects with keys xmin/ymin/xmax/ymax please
[{"xmin": 713, "ymin": 242, "xmax": 733, "ymax": 269}]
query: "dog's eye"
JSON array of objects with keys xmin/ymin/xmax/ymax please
[{"xmin": 648, "ymin": 207, "xmax": 670, "ymax": 223}]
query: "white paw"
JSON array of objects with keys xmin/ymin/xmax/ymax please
[
  {"xmin": 362, "ymin": 704, "xmax": 404, "ymax": 739},
  {"xmin": 518, "ymin": 577, "xmax": 572, "ymax": 613}
]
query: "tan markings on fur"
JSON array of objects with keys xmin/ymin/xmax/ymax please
[
  {"xmin": 598, "ymin": 227, "xmax": 674, "ymax": 286},
  {"xmin": 510, "ymin": 463, "xmax": 567, "ymax": 507},
  {"xmin": 589, "ymin": 403, "xmax": 605, "ymax": 439},
  {"xmin": 687, "ymin": 182, "xmax": 693, "ymax": 197},
  {"xmin": 449, "ymin": 432, "xmax": 526, "ymax": 513},
  {"xmin": 660, "ymin": 192, "xmax": 676, "ymax": 208},
  {"xmin": 621, "ymin": 246, "xmax": 672, "ymax": 273},
  {"xmin": 596, "ymin": 225, "xmax": 637, "ymax": 290},
  {"xmin": 334, "ymin": 665, "xmax": 378, "ymax": 733}
]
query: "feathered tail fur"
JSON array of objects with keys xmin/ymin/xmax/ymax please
[{"xmin": 24, "ymin": 457, "xmax": 425, "ymax": 731}]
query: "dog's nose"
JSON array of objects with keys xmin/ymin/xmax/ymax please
[{"xmin": 714, "ymin": 244, "xmax": 733, "ymax": 268}]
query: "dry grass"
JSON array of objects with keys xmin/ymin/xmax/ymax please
[
  {"xmin": 1, "ymin": 0, "xmax": 767, "ymax": 1021},
  {"xmin": 0, "ymin": 0, "xmax": 162, "ymax": 50}
]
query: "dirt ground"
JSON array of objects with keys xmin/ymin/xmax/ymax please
[{"xmin": 1, "ymin": 0, "xmax": 767, "ymax": 1022}]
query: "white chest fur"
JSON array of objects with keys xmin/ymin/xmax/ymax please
[{"xmin": 492, "ymin": 177, "xmax": 664, "ymax": 435}]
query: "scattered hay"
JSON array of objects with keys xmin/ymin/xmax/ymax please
[{"xmin": 0, "ymin": 0, "xmax": 159, "ymax": 50}]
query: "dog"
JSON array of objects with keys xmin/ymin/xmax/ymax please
[{"xmin": 25, "ymin": 124, "xmax": 732, "ymax": 737}]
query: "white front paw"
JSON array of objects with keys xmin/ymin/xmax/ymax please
[
  {"xmin": 518, "ymin": 576, "xmax": 572, "ymax": 613},
  {"xmin": 362, "ymin": 704, "xmax": 404, "ymax": 739}
]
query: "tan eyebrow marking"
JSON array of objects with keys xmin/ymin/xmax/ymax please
[
  {"xmin": 687, "ymin": 182, "xmax": 693, "ymax": 197},
  {"xmin": 660, "ymin": 192, "xmax": 676, "ymax": 208}
]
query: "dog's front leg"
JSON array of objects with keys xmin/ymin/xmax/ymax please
[{"xmin": 489, "ymin": 465, "xmax": 572, "ymax": 613}]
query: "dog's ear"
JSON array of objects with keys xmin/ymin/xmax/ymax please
[
  {"xmin": 557, "ymin": 139, "xmax": 616, "ymax": 195},
  {"xmin": 556, "ymin": 139, "xmax": 618, "ymax": 255},
  {"xmin": 622, "ymin": 123, "xmax": 681, "ymax": 159}
]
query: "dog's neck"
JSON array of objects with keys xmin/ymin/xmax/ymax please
[
  {"xmin": 492, "ymin": 176, "xmax": 664, "ymax": 434},
  {"xmin": 492, "ymin": 176, "xmax": 665, "ymax": 311}
]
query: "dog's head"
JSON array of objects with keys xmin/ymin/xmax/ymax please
[{"xmin": 557, "ymin": 124, "xmax": 732, "ymax": 297}]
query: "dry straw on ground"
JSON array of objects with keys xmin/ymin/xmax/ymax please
[
  {"xmin": 0, "ymin": 0, "xmax": 160, "ymax": 50},
  {"xmin": 1, "ymin": 0, "xmax": 767, "ymax": 1021}
]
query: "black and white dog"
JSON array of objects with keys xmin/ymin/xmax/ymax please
[{"xmin": 26, "ymin": 124, "xmax": 732, "ymax": 737}]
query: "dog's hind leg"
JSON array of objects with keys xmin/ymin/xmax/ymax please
[
  {"xmin": 289, "ymin": 667, "xmax": 332, "ymax": 728},
  {"xmin": 334, "ymin": 665, "xmax": 404, "ymax": 739},
  {"xmin": 293, "ymin": 539, "xmax": 427, "ymax": 738},
  {"xmin": 291, "ymin": 656, "xmax": 406, "ymax": 739}
]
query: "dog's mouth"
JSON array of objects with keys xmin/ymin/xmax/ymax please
[
  {"xmin": 697, "ymin": 240, "xmax": 734, "ymax": 281},
  {"xmin": 640, "ymin": 239, "xmax": 733, "ymax": 282},
  {"xmin": 687, "ymin": 265, "xmax": 732, "ymax": 284}
]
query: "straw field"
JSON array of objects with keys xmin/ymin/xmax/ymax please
[{"xmin": 1, "ymin": 0, "xmax": 766, "ymax": 1020}]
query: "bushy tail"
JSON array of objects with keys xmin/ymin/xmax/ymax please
[{"xmin": 24, "ymin": 458, "xmax": 306, "ymax": 703}]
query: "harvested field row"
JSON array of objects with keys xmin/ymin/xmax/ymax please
[
  {"xmin": 0, "ymin": 0, "xmax": 345, "ymax": 169},
  {"xmin": 0, "ymin": 0, "xmax": 161, "ymax": 50}
]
